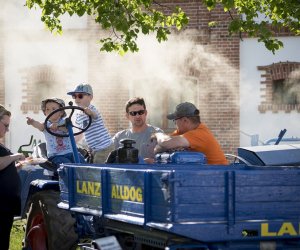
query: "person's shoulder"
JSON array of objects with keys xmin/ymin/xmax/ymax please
[
  {"xmin": 113, "ymin": 129, "xmax": 130, "ymax": 138},
  {"xmin": 0, "ymin": 144, "xmax": 8, "ymax": 154},
  {"xmin": 191, "ymin": 123, "xmax": 212, "ymax": 135},
  {"xmin": 147, "ymin": 124, "xmax": 164, "ymax": 133},
  {"xmin": 199, "ymin": 123, "xmax": 209, "ymax": 130}
]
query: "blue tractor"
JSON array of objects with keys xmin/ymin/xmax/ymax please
[{"xmin": 20, "ymin": 104, "xmax": 300, "ymax": 250}]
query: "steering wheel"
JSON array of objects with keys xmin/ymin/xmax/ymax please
[{"xmin": 45, "ymin": 105, "xmax": 92, "ymax": 137}]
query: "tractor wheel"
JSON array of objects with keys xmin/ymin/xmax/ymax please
[{"xmin": 23, "ymin": 190, "xmax": 78, "ymax": 250}]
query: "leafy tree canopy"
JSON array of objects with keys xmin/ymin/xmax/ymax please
[{"xmin": 25, "ymin": 0, "xmax": 300, "ymax": 54}]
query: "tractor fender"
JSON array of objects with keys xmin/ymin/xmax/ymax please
[{"xmin": 22, "ymin": 179, "xmax": 60, "ymax": 217}]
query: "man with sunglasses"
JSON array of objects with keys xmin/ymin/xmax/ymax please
[
  {"xmin": 154, "ymin": 102, "xmax": 228, "ymax": 165},
  {"xmin": 112, "ymin": 97, "xmax": 163, "ymax": 161},
  {"xmin": 67, "ymin": 83, "xmax": 113, "ymax": 163}
]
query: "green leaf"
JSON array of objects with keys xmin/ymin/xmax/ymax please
[{"xmin": 25, "ymin": 0, "xmax": 298, "ymax": 53}]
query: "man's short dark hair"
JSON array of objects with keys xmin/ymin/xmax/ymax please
[{"xmin": 125, "ymin": 97, "xmax": 146, "ymax": 113}]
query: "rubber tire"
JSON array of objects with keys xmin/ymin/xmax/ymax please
[{"xmin": 23, "ymin": 190, "xmax": 78, "ymax": 250}]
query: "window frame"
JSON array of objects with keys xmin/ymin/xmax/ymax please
[{"xmin": 257, "ymin": 62, "xmax": 300, "ymax": 113}]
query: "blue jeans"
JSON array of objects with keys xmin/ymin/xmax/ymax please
[{"xmin": 49, "ymin": 152, "xmax": 86, "ymax": 169}]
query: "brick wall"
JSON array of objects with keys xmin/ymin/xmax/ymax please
[
  {"xmin": 86, "ymin": 40, "xmax": 130, "ymax": 134},
  {"xmin": 86, "ymin": 0, "xmax": 240, "ymax": 154},
  {"xmin": 20, "ymin": 65, "xmax": 68, "ymax": 114}
]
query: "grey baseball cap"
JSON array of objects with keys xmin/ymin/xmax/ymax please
[
  {"xmin": 167, "ymin": 102, "xmax": 200, "ymax": 120},
  {"xmin": 67, "ymin": 83, "xmax": 93, "ymax": 96}
]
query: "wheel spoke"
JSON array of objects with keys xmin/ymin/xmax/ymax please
[{"xmin": 72, "ymin": 124, "xmax": 84, "ymax": 131}]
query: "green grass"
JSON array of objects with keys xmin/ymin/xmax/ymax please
[
  {"xmin": 10, "ymin": 219, "xmax": 26, "ymax": 250},
  {"xmin": 10, "ymin": 219, "xmax": 81, "ymax": 250}
]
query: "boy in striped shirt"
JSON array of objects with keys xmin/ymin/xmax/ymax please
[{"xmin": 67, "ymin": 83, "xmax": 113, "ymax": 163}]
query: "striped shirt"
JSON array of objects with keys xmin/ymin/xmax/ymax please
[{"xmin": 75, "ymin": 104, "xmax": 112, "ymax": 151}]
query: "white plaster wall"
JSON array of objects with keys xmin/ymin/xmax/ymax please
[
  {"xmin": 240, "ymin": 37, "xmax": 300, "ymax": 146},
  {"xmin": 3, "ymin": 1, "xmax": 88, "ymax": 152}
]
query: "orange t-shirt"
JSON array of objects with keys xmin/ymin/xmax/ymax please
[{"xmin": 172, "ymin": 123, "xmax": 228, "ymax": 165}]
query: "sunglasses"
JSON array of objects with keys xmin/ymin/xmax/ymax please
[
  {"xmin": 128, "ymin": 110, "xmax": 146, "ymax": 116},
  {"xmin": 72, "ymin": 93, "xmax": 88, "ymax": 99}
]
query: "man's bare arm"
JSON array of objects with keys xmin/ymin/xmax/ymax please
[{"xmin": 154, "ymin": 133, "xmax": 190, "ymax": 153}]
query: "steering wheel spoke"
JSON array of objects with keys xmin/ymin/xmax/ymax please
[{"xmin": 71, "ymin": 124, "xmax": 85, "ymax": 131}]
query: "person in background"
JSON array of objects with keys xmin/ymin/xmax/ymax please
[
  {"xmin": 113, "ymin": 97, "xmax": 163, "ymax": 162},
  {"xmin": 0, "ymin": 104, "xmax": 26, "ymax": 250},
  {"xmin": 26, "ymin": 98, "xmax": 86, "ymax": 168},
  {"xmin": 154, "ymin": 102, "xmax": 228, "ymax": 165},
  {"xmin": 67, "ymin": 83, "xmax": 113, "ymax": 163}
]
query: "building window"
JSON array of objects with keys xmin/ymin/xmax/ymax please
[
  {"xmin": 273, "ymin": 79, "xmax": 299, "ymax": 105},
  {"xmin": 20, "ymin": 65, "xmax": 67, "ymax": 114},
  {"xmin": 258, "ymin": 62, "xmax": 300, "ymax": 113}
]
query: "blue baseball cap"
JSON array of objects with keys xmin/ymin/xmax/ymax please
[{"xmin": 67, "ymin": 83, "xmax": 93, "ymax": 96}]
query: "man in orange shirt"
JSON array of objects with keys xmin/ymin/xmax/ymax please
[{"xmin": 154, "ymin": 102, "xmax": 228, "ymax": 165}]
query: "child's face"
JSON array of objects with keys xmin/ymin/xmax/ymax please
[
  {"xmin": 44, "ymin": 102, "xmax": 64, "ymax": 122},
  {"xmin": 72, "ymin": 93, "xmax": 92, "ymax": 108}
]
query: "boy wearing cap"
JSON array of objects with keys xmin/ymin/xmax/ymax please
[
  {"xmin": 67, "ymin": 83, "xmax": 112, "ymax": 163},
  {"xmin": 154, "ymin": 102, "xmax": 228, "ymax": 165},
  {"xmin": 26, "ymin": 98, "xmax": 86, "ymax": 168}
]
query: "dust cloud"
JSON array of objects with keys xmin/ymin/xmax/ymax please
[
  {"xmin": 2, "ymin": 0, "xmax": 239, "ymax": 112},
  {"xmin": 95, "ymin": 31, "xmax": 239, "ymax": 127}
]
